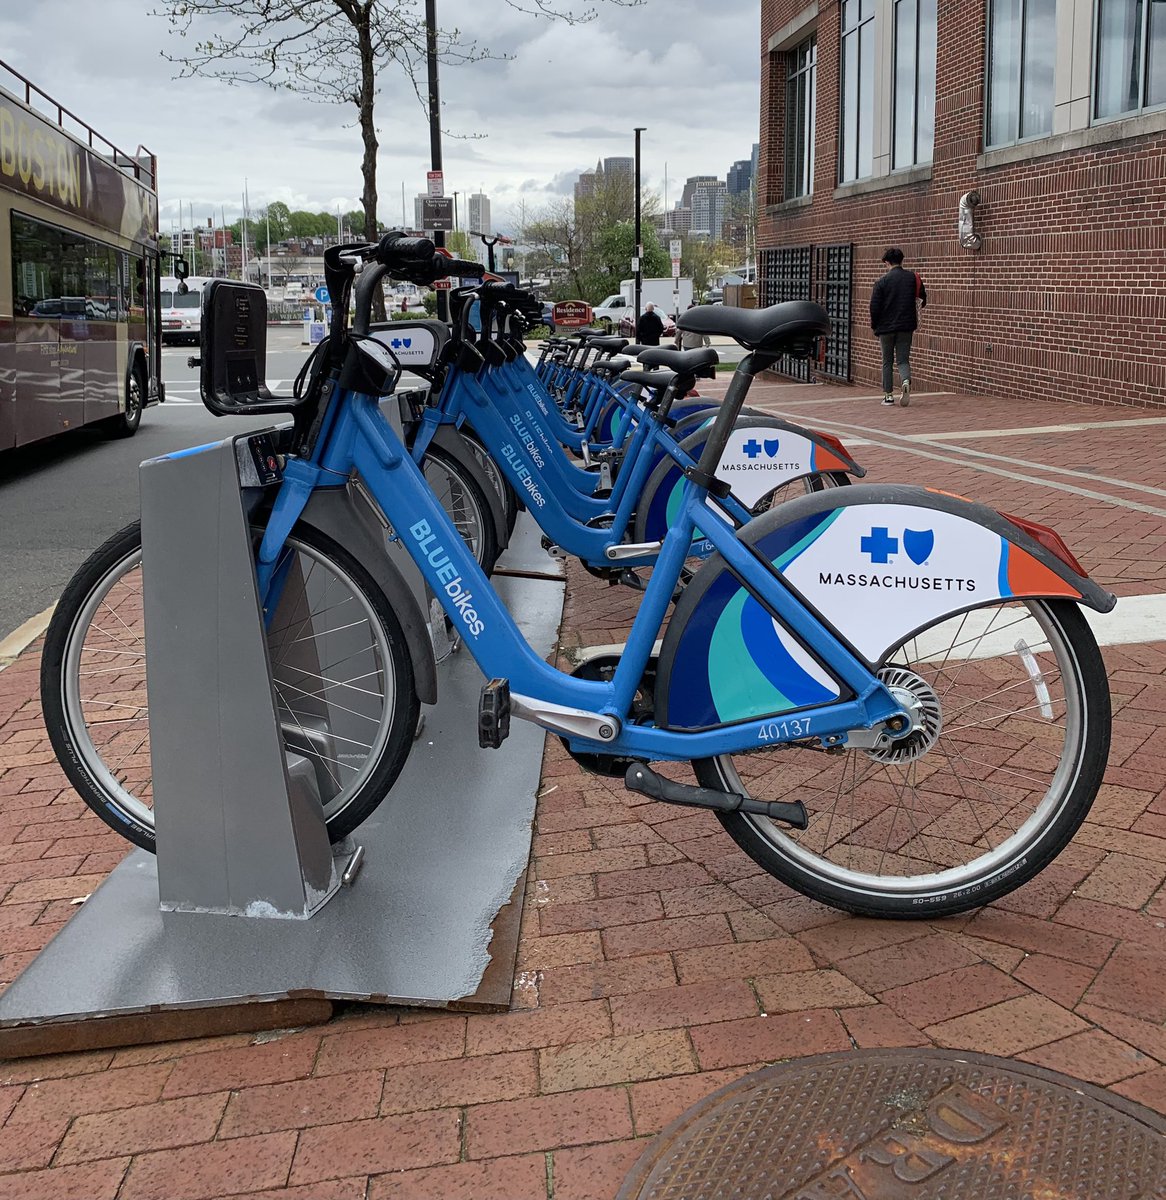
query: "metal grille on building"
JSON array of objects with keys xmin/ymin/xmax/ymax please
[
  {"xmin": 814, "ymin": 243, "xmax": 852, "ymax": 381},
  {"xmin": 758, "ymin": 243, "xmax": 852, "ymax": 382}
]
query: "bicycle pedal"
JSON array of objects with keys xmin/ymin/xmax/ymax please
[
  {"xmin": 616, "ymin": 569, "xmax": 645, "ymax": 591},
  {"xmin": 478, "ymin": 678, "xmax": 511, "ymax": 749}
]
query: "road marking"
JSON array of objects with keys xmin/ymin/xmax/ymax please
[
  {"xmin": 907, "ymin": 416, "xmax": 1166, "ymax": 440},
  {"xmin": 790, "ymin": 416, "xmax": 1166, "ymax": 518},
  {"xmin": 0, "ymin": 603, "xmax": 56, "ymax": 673}
]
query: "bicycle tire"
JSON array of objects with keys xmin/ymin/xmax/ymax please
[
  {"xmin": 459, "ymin": 430, "xmax": 519, "ymax": 537},
  {"xmin": 41, "ymin": 520, "xmax": 420, "ymax": 853},
  {"xmin": 422, "ymin": 446, "xmax": 500, "ymax": 574},
  {"xmin": 694, "ymin": 598, "xmax": 1110, "ymax": 918}
]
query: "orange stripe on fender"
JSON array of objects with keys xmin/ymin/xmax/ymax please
[{"xmin": 1007, "ymin": 546, "xmax": 1082, "ymax": 599}]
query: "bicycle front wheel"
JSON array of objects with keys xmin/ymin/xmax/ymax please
[
  {"xmin": 422, "ymin": 446, "xmax": 500, "ymax": 573},
  {"xmin": 41, "ymin": 521, "xmax": 419, "ymax": 853},
  {"xmin": 694, "ymin": 598, "xmax": 1110, "ymax": 917}
]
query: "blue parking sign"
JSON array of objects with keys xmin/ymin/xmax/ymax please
[{"xmin": 314, "ymin": 285, "xmax": 330, "ymax": 303}]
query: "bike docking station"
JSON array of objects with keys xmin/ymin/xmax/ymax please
[{"xmin": 0, "ymin": 285, "xmax": 566, "ymax": 1057}]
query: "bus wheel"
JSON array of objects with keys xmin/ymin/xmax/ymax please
[{"xmin": 108, "ymin": 364, "xmax": 145, "ymax": 438}]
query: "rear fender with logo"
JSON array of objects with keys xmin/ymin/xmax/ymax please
[
  {"xmin": 655, "ymin": 484, "xmax": 1114, "ymax": 731},
  {"xmin": 634, "ymin": 416, "xmax": 865, "ymax": 545}
]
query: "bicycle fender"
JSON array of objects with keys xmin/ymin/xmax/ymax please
[
  {"xmin": 427, "ymin": 424, "xmax": 511, "ymax": 551},
  {"xmin": 633, "ymin": 416, "xmax": 865, "ymax": 544},
  {"xmin": 299, "ymin": 488, "xmax": 438, "ymax": 704},
  {"xmin": 656, "ymin": 483, "xmax": 1114, "ymax": 731}
]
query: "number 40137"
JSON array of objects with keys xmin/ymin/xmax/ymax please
[{"xmin": 758, "ymin": 717, "xmax": 812, "ymax": 742}]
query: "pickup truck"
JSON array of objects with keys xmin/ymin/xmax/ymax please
[{"xmin": 591, "ymin": 277, "xmax": 694, "ymax": 332}]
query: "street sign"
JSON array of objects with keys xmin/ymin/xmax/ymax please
[
  {"xmin": 670, "ymin": 239, "xmax": 682, "ymax": 258},
  {"xmin": 422, "ymin": 197, "xmax": 455, "ymax": 232},
  {"xmin": 672, "ymin": 261, "xmax": 681, "ymax": 278},
  {"xmin": 427, "ymin": 170, "xmax": 444, "ymax": 198},
  {"xmin": 314, "ymin": 285, "xmax": 330, "ymax": 303},
  {"xmin": 434, "ymin": 278, "xmax": 452, "ymax": 291},
  {"xmin": 631, "ymin": 256, "xmax": 640, "ymax": 272},
  {"xmin": 552, "ymin": 300, "xmax": 593, "ymax": 328}
]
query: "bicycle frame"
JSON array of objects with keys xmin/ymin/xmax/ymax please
[
  {"xmin": 409, "ymin": 356, "xmax": 754, "ymax": 564},
  {"xmin": 257, "ymin": 385, "xmax": 906, "ymax": 761}
]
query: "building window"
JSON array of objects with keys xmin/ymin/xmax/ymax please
[
  {"xmin": 892, "ymin": 0, "xmax": 937, "ymax": 165},
  {"xmin": 840, "ymin": 0, "xmax": 876, "ymax": 181},
  {"xmin": 1095, "ymin": 0, "xmax": 1166, "ymax": 119},
  {"xmin": 785, "ymin": 36, "xmax": 817, "ymax": 197},
  {"xmin": 987, "ymin": 0, "xmax": 1057, "ymax": 145}
]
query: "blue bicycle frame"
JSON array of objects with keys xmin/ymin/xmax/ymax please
[
  {"xmin": 257, "ymin": 384, "xmax": 906, "ymax": 762},
  {"xmin": 408, "ymin": 356, "xmax": 755, "ymax": 566}
]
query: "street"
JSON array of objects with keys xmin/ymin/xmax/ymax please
[{"xmin": 0, "ymin": 327, "xmax": 314, "ymax": 642}]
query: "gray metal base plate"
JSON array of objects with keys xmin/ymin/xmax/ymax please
[{"xmin": 0, "ymin": 570, "xmax": 563, "ymax": 1056}]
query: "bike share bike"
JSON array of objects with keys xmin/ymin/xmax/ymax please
[{"xmin": 41, "ymin": 233, "xmax": 1114, "ymax": 918}]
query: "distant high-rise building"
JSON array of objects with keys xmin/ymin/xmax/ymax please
[
  {"xmin": 727, "ymin": 158, "xmax": 753, "ymax": 196},
  {"xmin": 681, "ymin": 175, "xmax": 718, "ymax": 210},
  {"xmin": 574, "ymin": 159, "xmax": 602, "ymax": 204},
  {"xmin": 664, "ymin": 206, "xmax": 693, "ymax": 236},
  {"xmin": 690, "ymin": 180, "xmax": 728, "ymax": 240},
  {"xmin": 751, "ymin": 142, "xmax": 760, "ymax": 184},
  {"xmin": 603, "ymin": 156, "xmax": 634, "ymax": 183},
  {"xmin": 468, "ymin": 192, "xmax": 492, "ymax": 236}
]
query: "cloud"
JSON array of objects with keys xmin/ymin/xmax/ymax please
[{"xmin": 0, "ymin": 0, "xmax": 760, "ymax": 232}]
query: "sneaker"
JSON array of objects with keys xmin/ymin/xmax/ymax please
[
  {"xmin": 900, "ymin": 380, "xmax": 911, "ymax": 407},
  {"xmin": 882, "ymin": 394, "xmax": 895, "ymax": 406}
]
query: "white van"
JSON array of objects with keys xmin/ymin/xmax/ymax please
[{"xmin": 160, "ymin": 275, "xmax": 212, "ymax": 345}]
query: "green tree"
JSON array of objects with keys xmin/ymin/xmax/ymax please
[
  {"xmin": 155, "ymin": 0, "xmax": 643, "ymax": 241},
  {"xmin": 265, "ymin": 201, "xmax": 292, "ymax": 242},
  {"xmin": 680, "ymin": 236, "xmax": 730, "ymax": 300}
]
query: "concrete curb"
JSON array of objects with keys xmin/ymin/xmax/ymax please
[{"xmin": 0, "ymin": 603, "xmax": 54, "ymax": 673}]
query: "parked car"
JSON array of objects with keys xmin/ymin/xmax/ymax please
[
  {"xmin": 618, "ymin": 310, "xmax": 677, "ymax": 340},
  {"xmin": 540, "ymin": 301, "xmax": 556, "ymax": 332}
]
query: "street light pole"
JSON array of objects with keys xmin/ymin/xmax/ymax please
[
  {"xmin": 425, "ymin": 0, "xmax": 448, "ymax": 321},
  {"xmin": 634, "ymin": 126, "xmax": 645, "ymax": 326}
]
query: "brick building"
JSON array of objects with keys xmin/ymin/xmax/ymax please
[{"xmin": 757, "ymin": 0, "xmax": 1166, "ymax": 406}]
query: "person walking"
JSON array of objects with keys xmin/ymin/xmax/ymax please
[
  {"xmin": 636, "ymin": 301, "xmax": 665, "ymax": 346},
  {"xmin": 870, "ymin": 247, "xmax": 926, "ymax": 407}
]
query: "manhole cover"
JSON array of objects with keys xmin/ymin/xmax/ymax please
[{"xmin": 617, "ymin": 1049, "xmax": 1166, "ymax": 1200}]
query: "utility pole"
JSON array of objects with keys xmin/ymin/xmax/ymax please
[
  {"xmin": 633, "ymin": 127, "xmax": 645, "ymax": 325},
  {"xmin": 425, "ymin": 0, "xmax": 448, "ymax": 321}
]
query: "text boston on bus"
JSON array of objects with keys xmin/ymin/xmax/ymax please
[{"xmin": 0, "ymin": 59, "xmax": 163, "ymax": 448}]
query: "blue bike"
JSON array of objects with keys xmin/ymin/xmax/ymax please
[{"xmin": 43, "ymin": 234, "xmax": 1114, "ymax": 917}]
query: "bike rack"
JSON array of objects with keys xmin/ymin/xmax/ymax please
[{"xmin": 0, "ymin": 407, "xmax": 565, "ymax": 1057}]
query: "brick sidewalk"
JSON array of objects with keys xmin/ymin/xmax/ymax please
[{"xmin": 0, "ymin": 383, "xmax": 1164, "ymax": 1199}]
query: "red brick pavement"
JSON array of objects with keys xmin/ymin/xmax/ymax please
[{"xmin": 0, "ymin": 383, "xmax": 1164, "ymax": 1198}]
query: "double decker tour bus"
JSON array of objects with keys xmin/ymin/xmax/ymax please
[{"xmin": 0, "ymin": 60, "xmax": 163, "ymax": 449}]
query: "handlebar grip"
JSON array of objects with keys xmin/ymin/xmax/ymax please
[
  {"xmin": 376, "ymin": 233, "xmax": 435, "ymax": 263},
  {"xmin": 439, "ymin": 259, "xmax": 486, "ymax": 277}
]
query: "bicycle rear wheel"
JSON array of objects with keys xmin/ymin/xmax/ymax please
[
  {"xmin": 41, "ymin": 521, "xmax": 419, "ymax": 852},
  {"xmin": 694, "ymin": 598, "xmax": 1110, "ymax": 917}
]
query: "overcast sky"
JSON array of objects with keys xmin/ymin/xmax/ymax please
[{"xmin": 0, "ymin": 0, "xmax": 761, "ymax": 234}]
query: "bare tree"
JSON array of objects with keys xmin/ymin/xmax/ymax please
[{"xmin": 154, "ymin": 0, "xmax": 643, "ymax": 241}]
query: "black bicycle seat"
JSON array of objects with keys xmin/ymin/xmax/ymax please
[
  {"xmin": 677, "ymin": 300, "xmax": 830, "ymax": 352},
  {"xmin": 584, "ymin": 335, "xmax": 629, "ymax": 353},
  {"xmin": 636, "ymin": 346, "xmax": 718, "ymax": 375},
  {"xmin": 619, "ymin": 367, "xmax": 682, "ymax": 393},
  {"xmin": 591, "ymin": 357, "xmax": 632, "ymax": 376}
]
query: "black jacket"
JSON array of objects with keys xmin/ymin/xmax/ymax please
[
  {"xmin": 636, "ymin": 309, "xmax": 665, "ymax": 345},
  {"xmin": 870, "ymin": 266, "xmax": 927, "ymax": 335}
]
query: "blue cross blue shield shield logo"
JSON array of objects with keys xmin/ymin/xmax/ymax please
[{"xmin": 903, "ymin": 529, "xmax": 934, "ymax": 565}]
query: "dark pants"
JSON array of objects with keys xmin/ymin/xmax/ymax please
[{"xmin": 880, "ymin": 332, "xmax": 913, "ymax": 393}]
